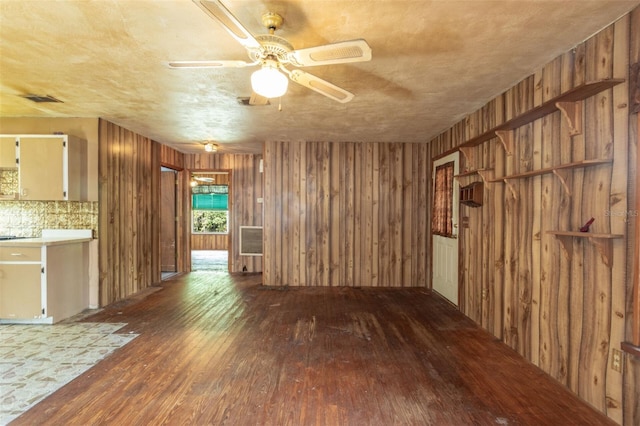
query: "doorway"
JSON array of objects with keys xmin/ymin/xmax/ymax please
[
  {"xmin": 431, "ymin": 151, "xmax": 459, "ymax": 305},
  {"xmin": 160, "ymin": 167, "xmax": 178, "ymax": 279},
  {"xmin": 190, "ymin": 171, "xmax": 230, "ymax": 272}
]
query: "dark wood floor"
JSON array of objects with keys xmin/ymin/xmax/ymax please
[{"xmin": 14, "ymin": 273, "xmax": 614, "ymax": 425}]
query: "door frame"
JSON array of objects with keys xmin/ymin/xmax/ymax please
[
  {"xmin": 160, "ymin": 163, "xmax": 185, "ymax": 277},
  {"xmin": 160, "ymin": 166, "xmax": 179, "ymax": 275},
  {"xmin": 188, "ymin": 169, "xmax": 232, "ymax": 272},
  {"xmin": 431, "ymin": 151, "xmax": 460, "ymax": 305}
]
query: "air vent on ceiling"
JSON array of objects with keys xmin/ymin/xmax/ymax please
[
  {"xmin": 22, "ymin": 94, "xmax": 63, "ymax": 103},
  {"xmin": 237, "ymin": 96, "xmax": 270, "ymax": 106}
]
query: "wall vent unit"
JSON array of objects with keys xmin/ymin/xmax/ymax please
[
  {"xmin": 239, "ymin": 226, "xmax": 263, "ymax": 256},
  {"xmin": 460, "ymin": 181, "xmax": 483, "ymax": 207}
]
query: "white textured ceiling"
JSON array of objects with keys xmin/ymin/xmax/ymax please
[{"xmin": 1, "ymin": 0, "xmax": 638, "ymax": 154}]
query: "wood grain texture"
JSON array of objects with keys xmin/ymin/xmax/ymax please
[
  {"xmin": 98, "ymin": 120, "xmax": 161, "ymax": 306},
  {"xmin": 263, "ymin": 142, "xmax": 430, "ymax": 288},
  {"xmin": 13, "ymin": 273, "xmax": 615, "ymax": 426}
]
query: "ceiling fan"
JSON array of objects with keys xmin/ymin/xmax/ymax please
[{"xmin": 168, "ymin": 0, "xmax": 372, "ymax": 104}]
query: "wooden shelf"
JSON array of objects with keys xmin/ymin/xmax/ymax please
[
  {"xmin": 487, "ymin": 159, "xmax": 612, "ymax": 198},
  {"xmin": 459, "ymin": 79, "xmax": 624, "ymax": 153},
  {"xmin": 454, "ymin": 170, "xmax": 479, "ymax": 178},
  {"xmin": 547, "ymin": 230, "xmax": 623, "ymax": 268},
  {"xmin": 546, "ymin": 231, "xmax": 623, "ymax": 239}
]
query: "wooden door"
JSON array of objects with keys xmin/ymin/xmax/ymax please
[
  {"xmin": 160, "ymin": 169, "xmax": 177, "ymax": 272},
  {"xmin": 432, "ymin": 151, "xmax": 459, "ymax": 305}
]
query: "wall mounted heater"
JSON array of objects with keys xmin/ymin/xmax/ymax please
[{"xmin": 239, "ymin": 226, "xmax": 263, "ymax": 256}]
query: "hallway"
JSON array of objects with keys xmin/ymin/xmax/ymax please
[{"xmin": 12, "ymin": 273, "xmax": 614, "ymax": 425}]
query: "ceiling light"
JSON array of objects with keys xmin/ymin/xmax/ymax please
[
  {"xmin": 204, "ymin": 142, "xmax": 217, "ymax": 153},
  {"xmin": 251, "ymin": 59, "xmax": 288, "ymax": 98}
]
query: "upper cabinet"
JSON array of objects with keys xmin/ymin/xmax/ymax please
[
  {"xmin": 0, "ymin": 136, "xmax": 17, "ymax": 169},
  {"xmin": 1, "ymin": 134, "xmax": 88, "ymax": 201}
]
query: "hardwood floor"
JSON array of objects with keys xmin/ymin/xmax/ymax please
[{"xmin": 13, "ymin": 273, "xmax": 614, "ymax": 425}]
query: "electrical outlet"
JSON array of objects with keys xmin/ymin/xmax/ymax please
[{"xmin": 611, "ymin": 349, "xmax": 622, "ymax": 372}]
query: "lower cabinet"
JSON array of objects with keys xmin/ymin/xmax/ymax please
[
  {"xmin": 0, "ymin": 242, "xmax": 89, "ymax": 324},
  {"xmin": 0, "ymin": 263, "xmax": 42, "ymax": 319},
  {"xmin": 0, "ymin": 247, "xmax": 42, "ymax": 320}
]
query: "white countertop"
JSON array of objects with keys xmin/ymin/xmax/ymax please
[{"xmin": 0, "ymin": 229, "xmax": 93, "ymax": 247}]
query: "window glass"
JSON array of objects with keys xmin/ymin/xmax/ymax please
[{"xmin": 432, "ymin": 161, "xmax": 454, "ymax": 237}]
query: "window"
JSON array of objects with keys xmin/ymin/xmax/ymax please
[
  {"xmin": 432, "ymin": 161, "xmax": 455, "ymax": 237},
  {"xmin": 191, "ymin": 181, "xmax": 229, "ymax": 234}
]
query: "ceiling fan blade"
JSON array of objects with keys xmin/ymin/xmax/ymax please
[
  {"xmin": 288, "ymin": 69, "xmax": 354, "ymax": 103},
  {"xmin": 287, "ymin": 39, "xmax": 372, "ymax": 67},
  {"xmin": 193, "ymin": 0, "xmax": 262, "ymax": 51},
  {"xmin": 167, "ymin": 60, "xmax": 255, "ymax": 68}
]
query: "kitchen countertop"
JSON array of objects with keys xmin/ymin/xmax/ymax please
[
  {"xmin": 0, "ymin": 229, "xmax": 93, "ymax": 248},
  {"xmin": 0, "ymin": 236, "xmax": 93, "ymax": 247}
]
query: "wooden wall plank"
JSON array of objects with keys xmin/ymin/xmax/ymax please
[
  {"xmin": 336, "ymin": 143, "xmax": 344, "ymax": 286},
  {"xmin": 281, "ymin": 142, "xmax": 289, "ymax": 285},
  {"xmin": 372, "ymin": 143, "xmax": 380, "ymax": 287},
  {"xmin": 624, "ymin": 10, "xmax": 640, "ymax": 426},
  {"xmin": 576, "ymin": 24, "xmax": 614, "ymax": 413},
  {"xmin": 402, "ymin": 144, "xmax": 413, "ymax": 286},
  {"xmin": 362, "ymin": 143, "xmax": 374, "ymax": 286},
  {"xmin": 263, "ymin": 143, "xmax": 275, "ymax": 283},
  {"xmin": 606, "ymin": 15, "xmax": 630, "ymax": 424}
]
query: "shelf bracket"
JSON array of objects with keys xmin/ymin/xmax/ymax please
[
  {"xmin": 587, "ymin": 237, "xmax": 613, "ymax": 268},
  {"xmin": 459, "ymin": 147, "xmax": 475, "ymax": 171},
  {"xmin": 556, "ymin": 101, "xmax": 583, "ymax": 136},
  {"xmin": 495, "ymin": 130, "xmax": 514, "ymax": 156},
  {"xmin": 551, "ymin": 168, "xmax": 572, "ymax": 196},
  {"xmin": 553, "ymin": 235, "xmax": 574, "ymax": 263},
  {"xmin": 503, "ymin": 178, "xmax": 518, "ymax": 200},
  {"xmin": 476, "ymin": 169, "xmax": 495, "ymax": 183}
]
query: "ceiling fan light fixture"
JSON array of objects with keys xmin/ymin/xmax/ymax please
[
  {"xmin": 251, "ymin": 60, "xmax": 288, "ymax": 98},
  {"xmin": 204, "ymin": 142, "xmax": 217, "ymax": 152}
]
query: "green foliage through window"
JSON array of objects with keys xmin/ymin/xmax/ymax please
[{"xmin": 192, "ymin": 210, "xmax": 228, "ymax": 233}]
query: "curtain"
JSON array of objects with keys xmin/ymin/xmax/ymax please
[
  {"xmin": 192, "ymin": 193, "xmax": 228, "ymax": 210},
  {"xmin": 432, "ymin": 161, "xmax": 454, "ymax": 237}
]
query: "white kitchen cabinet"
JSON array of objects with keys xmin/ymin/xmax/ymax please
[
  {"xmin": 0, "ymin": 136, "xmax": 17, "ymax": 169},
  {"xmin": 0, "ymin": 247, "xmax": 42, "ymax": 320},
  {"xmin": 3, "ymin": 134, "xmax": 87, "ymax": 201},
  {"xmin": 0, "ymin": 231, "xmax": 92, "ymax": 324}
]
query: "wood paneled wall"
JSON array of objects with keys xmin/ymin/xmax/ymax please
[
  {"xmin": 263, "ymin": 142, "xmax": 430, "ymax": 287},
  {"xmin": 98, "ymin": 122, "xmax": 261, "ymax": 302},
  {"xmin": 429, "ymin": 12, "xmax": 638, "ymax": 425},
  {"xmin": 191, "ymin": 234, "xmax": 228, "ymax": 251},
  {"xmin": 98, "ymin": 119, "xmax": 161, "ymax": 305},
  {"xmin": 184, "ymin": 153, "xmax": 263, "ymax": 273}
]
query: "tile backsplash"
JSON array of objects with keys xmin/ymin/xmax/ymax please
[
  {"xmin": 0, "ymin": 169, "xmax": 18, "ymax": 197},
  {"xmin": 0, "ymin": 201, "xmax": 98, "ymax": 238}
]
